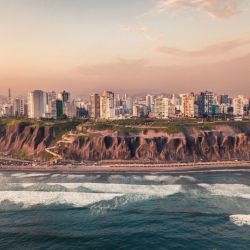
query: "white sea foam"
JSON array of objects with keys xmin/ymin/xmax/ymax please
[
  {"xmin": 108, "ymin": 175, "xmax": 142, "ymax": 183},
  {"xmin": 90, "ymin": 194, "xmax": 153, "ymax": 215},
  {"xmin": 108, "ymin": 174, "xmax": 196, "ymax": 184},
  {"xmin": 51, "ymin": 174, "xmax": 62, "ymax": 178},
  {"xmin": 179, "ymin": 175, "xmax": 196, "ymax": 182},
  {"xmin": 0, "ymin": 191, "xmax": 123, "ymax": 208},
  {"xmin": 65, "ymin": 174, "xmax": 101, "ymax": 181},
  {"xmin": 198, "ymin": 184, "xmax": 250, "ymax": 199},
  {"xmin": 79, "ymin": 183, "xmax": 181, "ymax": 196},
  {"xmin": 66, "ymin": 174, "xmax": 86, "ymax": 179},
  {"xmin": 11, "ymin": 173, "xmax": 50, "ymax": 178},
  {"xmin": 230, "ymin": 215, "xmax": 250, "ymax": 226},
  {"xmin": 19, "ymin": 182, "xmax": 182, "ymax": 196},
  {"xmin": 0, "ymin": 182, "xmax": 182, "ymax": 211},
  {"xmin": 143, "ymin": 175, "xmax": 175, "ymax": 183},
  {"xmin": 6, "ymin": 182, "xmax": 250, "ymax": 201}
]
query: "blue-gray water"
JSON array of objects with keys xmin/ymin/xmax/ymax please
[{"xmin": 0, "ymin": 169, "xmax": 250, "ymax": 249}]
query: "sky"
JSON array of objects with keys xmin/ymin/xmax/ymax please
[{"xmin": 0, "ymin": 0, "xmax": 250, "ymax": 96}]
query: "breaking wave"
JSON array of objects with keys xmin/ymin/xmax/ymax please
[
  {"xmin": 230, "ymin": 215, "xmax": 250, "ymax": 226},
  {"xmin": 0, "ymin": 191, "xmax": 123, "ymax": 210},
  {"xmin": 2, "ymin": 182, "xmax": 182, "ymax": 196},
  {"xmin": 198, "ymin": 184, "xmax": 250, "ymax": 199},
  {"xmin": 1, "ymin": 172, "xmax": 250, "ymax": 213},
  {"xmin": 89, "ymin": 194, "xmax": 154, "ymax": 215},
  {"xmin": 0, "ymin": 181, "xmax": 183, "ymax": 211}
]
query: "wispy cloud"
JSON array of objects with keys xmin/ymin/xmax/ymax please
[
  {"xmin": 156, "ymin": 0, "xmax": 243, "ymax": 19},
  {"xmin": 157, "ymin": 39, "xmax": 250, "ymax": 57},
  {"xmin": 119, "ymin": 25, "xmax": 163, "ymax": 41},
  {"xmin": 135, "ymin": 25, "xmax": 149, "ymax": 33}
]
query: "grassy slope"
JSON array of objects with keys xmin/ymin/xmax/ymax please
[{"xmin": 78, "ymin": 119, "xmax": 250, "ymax": 134}]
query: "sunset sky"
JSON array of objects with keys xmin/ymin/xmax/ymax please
[{"xmin": 0, "ymin": 0, "xmax": 250, "ymax": 96}]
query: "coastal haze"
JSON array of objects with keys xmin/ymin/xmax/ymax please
[
  {"xmin": 1, "ymin": 1, "xmax": 250, "ymax": 250},
  {"xmin": 0, "ymin": 0, "xmax": 250, "ymax": 96}
]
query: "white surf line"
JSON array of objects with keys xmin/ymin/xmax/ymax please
[
  {"xmin": 4, "ymin": 183, "xmax": 250, "ymax": 200},
  {"xmin": 10, "ymin": 183, "xmax": 183, "ymax": 196},
  {"xmin": 11, "ymin": 173, "xmax": 51, "ymax": 178},
  {"xmin": 0, "ymin": 191, "xmax": 123, "ymax": 208}
]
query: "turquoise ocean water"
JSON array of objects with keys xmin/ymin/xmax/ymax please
[{"xmin": 0, "ymin": 169, "xmax": 250, "ymax": 249}]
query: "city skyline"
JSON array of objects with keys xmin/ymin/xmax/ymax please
[
  {"xmin": 0, "ymin": 0, "xmax": 250, "ymax": 95},
  {"xmin": 1, "ymin": 88, "xmax": 249, "ymax": 120}
]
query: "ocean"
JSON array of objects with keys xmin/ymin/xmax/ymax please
[{"xmin": 0, "ymin": 169, "xmax": 250, "ymax": 249}]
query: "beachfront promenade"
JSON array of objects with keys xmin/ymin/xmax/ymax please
[{"xmin": 0, "ymin": 156, "xmax": 250, "ymax": 173}]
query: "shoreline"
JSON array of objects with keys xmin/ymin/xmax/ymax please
[{"xmin": 0, "ymin": 160, "xmax": 250, "ymax": 173}]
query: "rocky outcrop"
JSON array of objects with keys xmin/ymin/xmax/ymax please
[
  {"xmin": 0, "ymin": 122, "xmax": 55, "ymax": 156},
  {"xmin": 59, "ymin": 126, "xmax": 250, "ymax": 162}
]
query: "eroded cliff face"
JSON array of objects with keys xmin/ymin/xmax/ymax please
[
  {"xmin": 59, "ymin": 126, "xmax": 250, "ymax": 162},
  {"xmin": 0, "ymin": 123, "xmax": 55, "ymax": 156},
  {"xmin": 0, "ymin": 122, "xmax": 250, "ymax": 162}
]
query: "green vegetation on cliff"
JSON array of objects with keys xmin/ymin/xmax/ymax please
[{"xmin": 77, "ymin": 118, "xmax": 250, "ymax": 135}]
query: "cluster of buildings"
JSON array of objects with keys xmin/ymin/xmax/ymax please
[
  {"xmin": 0, "ymin": 89, "xmax": 88, "ymax": 119},
  {"xmin": 89, "ymin": 91, "xmax": 250, "ymax": 120},
  {"xmin": 0, "ymin": 89, "xmax": 250, "ymax": 120}
]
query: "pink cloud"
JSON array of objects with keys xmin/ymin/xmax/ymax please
[
  {"xmin": 157, "ymin": 0, "xmax": 243, "ymax": 19},
  {"xmin": 157, "ymin": 39, "xmax": 250, "ymax": 57},
  {"xmin": 119, "ymin": 25, "xmax": 163, "ymax": 41}
]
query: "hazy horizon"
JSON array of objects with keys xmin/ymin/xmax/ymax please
[{"xmin": 1, "ymin": 0, "xmax": 250, "ymax": 96}]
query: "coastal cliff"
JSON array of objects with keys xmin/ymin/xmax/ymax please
[
  {"xmin": 59, "ymin": 125, "xmax": 250, "ymax": 162},
  {"xmin": 0, "ymin": 121, "xmax": 77, "ymax": 159},
  {"xmin": 0, "ymin": 122, "xmax": 55, "ymax": 158},
  {"xmin": 0, "ymin": 120, "xmax": 250, "ymax": 162}
]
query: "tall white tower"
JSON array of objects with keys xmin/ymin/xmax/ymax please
[{"xmin": 28, "ymin": 90, "xmax": 46, "ymax": 119}]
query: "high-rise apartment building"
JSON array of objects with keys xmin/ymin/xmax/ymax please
[
  {"xmin": 28, "ymin": 90, "xmax": 46, "ymax": 119},
  {"xmin": 233, "ymin": 95, "xmax": 249, "ymax": 116},
  {"xmin": 171, "ymin": 94, "xmax": 181, "ymax": 112},
  {"xmin": 63, "ymin": 101, "xmax": 77, "ymax": 118},
  {"xmin": 124, "ymin": 95, "xmax": 133, "ymax": 113},
  {"xmin": 180, "ymin": 93, "xmax": 195, "ymax": 118},
  {"xmin": 90, "ymin": 94, "xmax": 100, "ymax": 119},
  {"xmin": 100, "ymin": 91, "xmax": 115, "ymax": 119},
  {"xmin": 197, "ymin": 91, "xmax": 214, "ymax": 116},
  {"xmin": 154, "ymin": 96, "xmax": 169, "ymax": 119},
  {"xmin": 46, "ymin": 91, "xmax": 57, "ymax": 119},
  {"xmin": 146, "ymin": 94, "xmax": 154, "ymax": 112},
  {"xmin": 13, "ymin": 98, "xmax": 25, "ymax": 116},
  {"xmin": 56, "ymin": 100, "xmax": 63, "ymax": 118},
  {"xmin": 219, "ymin": 94, "xmax": 230, "ymax": 105},
  {"xmin": 1, "ymin": 104, "xmax": 13, "ymax": 117}
]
